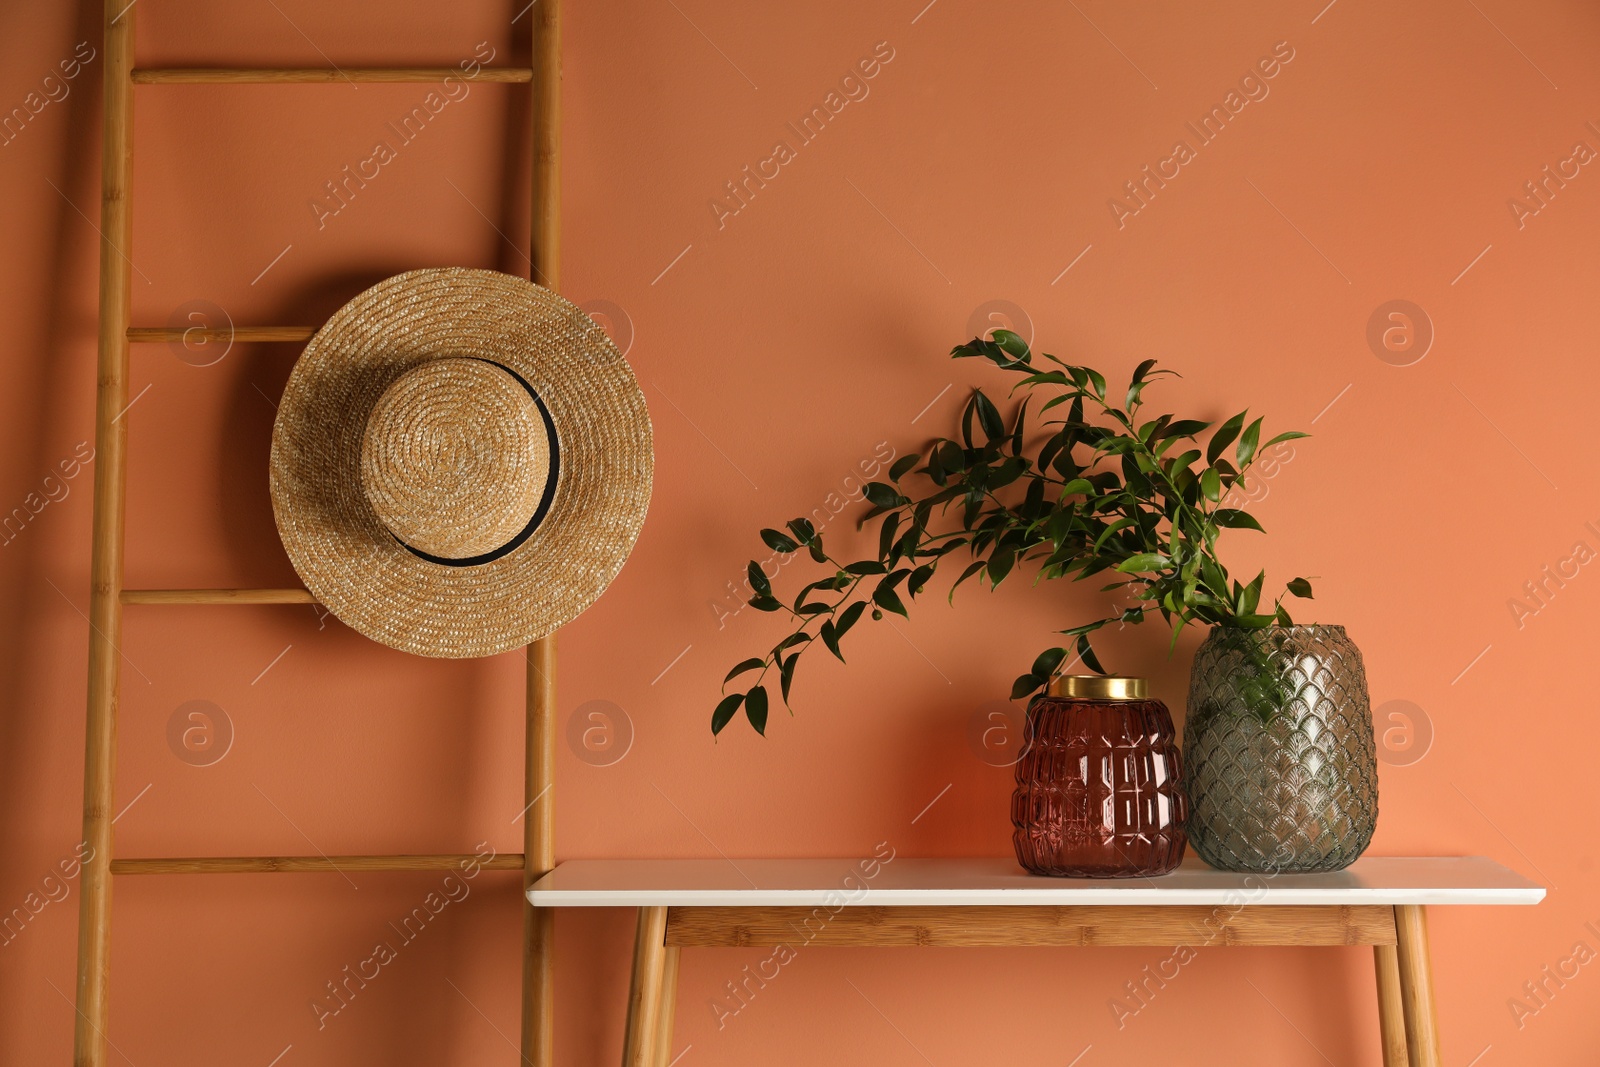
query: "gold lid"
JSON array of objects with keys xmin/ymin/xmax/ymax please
[{"xmin": 1049, "ymin": 675, "xmax": 1148, "ymax": 701}]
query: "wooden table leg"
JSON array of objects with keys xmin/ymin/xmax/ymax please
[
  {"xmin": 1394, "ymin": 905, "xmax": 1442, "ymax": 1067},
  {"xmin": 651, "ymin": 946, "xmax": 681, "ymax": 1067},
  {"xmin": 622, "ymin": 906, "xmax": 669, "ymax": 1067},
  {"xmin": 1374, "ymin": 943, "xmax": 1409, "ymax": 1066}
]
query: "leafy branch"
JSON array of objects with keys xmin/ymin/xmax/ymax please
[{"xmin": 713, "ymin": 331, "xmax": 1312, "ymax": 736}]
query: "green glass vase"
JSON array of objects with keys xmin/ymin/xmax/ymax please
[{"xmin": 1182, "ymin": 624, "xmax": 1378, "ymax": 873}]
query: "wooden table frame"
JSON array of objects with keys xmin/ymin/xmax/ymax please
[
  {"xmin": 532, "ymin": 856, "xmax": 1543, "ymax": 1067},
  {"xmin": 619, "ymin": 903, "xmax": 1432, "ymax": 1067}
]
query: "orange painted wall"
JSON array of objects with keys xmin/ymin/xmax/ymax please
[{"xmin": 2, "ymin": 1, "xmax": 1598, "ymax": 1063}]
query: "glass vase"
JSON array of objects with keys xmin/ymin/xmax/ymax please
[
  {"xmin": 1012, "ymin": 676, "xmax": 1187, "ymax": 877},
  {"xmin": 1183, "ymin": 624, "xmax": 1378, "ymax": 873}
]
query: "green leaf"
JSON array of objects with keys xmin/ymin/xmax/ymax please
[
  {"xmin": 820, "ymin": 620, "xmax": 844, "ymax": 662},
  {"xmin": 1160, "ymin": 418, "xmax": 1212, "ymax": 440},
  {"xmin": 1031, "ymin": 646, "xmax": 1067, "ymax": 678},
  {"xmin": 1058, "ymin": 619, "xmax": 1111, "ymax": 639},
  {"xmin": 1262, "ymin": 430, "xmax": 1309, "ymax": 450},
  {"xmin": 1115, "ymin": 552, "xmax": 1170, "ymax": 574},
  {"xmin": 1239, "ymin": 570, "xmax": 1264, "ymax": 615},
  {"xmin": 1287, "ymin": 577, "xmax": 1314, "ymax": 599},
  {"xmin": 760, "ymin": 529, "xmax": 799, "ymax": 553},
  {"xmin": 973, "ymin": 390, "xmax": 1005, "ymax": 443},
  {"xmin": 1010, "ymin": 673, "xmax": 1044, "ymax": 700},
  {"xmin": 749, "ymin": 594, "xmax": 783, "ymax": 612},
  {"xmin": 780, "ymin": 654, "xmax": 799, "ymax": 702},
  {"xmin": 1059, "ymin": 478, "xmax": 1095, "ymax": 497},
  {"xmin": 937, "ymin": 441, "xmax": 964, "ymax": 475},
  {"xmin": 1010, "ymin": 395, "xmax": 1030, "ymax": 454},
  {"xmin": 984, "ymin": 458, "xmax": 1023, "ymax": 490},
  {"xmin": 786, "ymin": 518, "xmax": 816, "ymax": 545},
  {"xmin": 1075, "ymin": 633, "xmax": 1107, "ymax": 674},
  {"xmin": 889, "ymin": 453, "xmax": 920, "ymax": 481},
  {"xmin": 1200, "ymin": 468, "xmax": 1222, "ymax": 503},
  {"xmin": 1207, "ymin": 412, "xmax": 1245, "ymax": 465},
  {"xmin": 1212, "ymin": 509, "xmax": 1265, "ymax": 533},
  {"xmin": 990, "ymin": 328, "xmax": 1030, "ymax": 358},
  {"xmin": 845, "ymin": 560, "xmax": 888, "ymax": 576},
  {"xmin": 711, "ymin": 693, "xmax": 743, "ymax": 735},
  {"xmin": 1236, "ymin": 417, "xmax": 1264, "ymax": 469},
  {"xmin": 863, "ymin": 482, "xmax": 902, "ymax": 509},
  {"xmin": 1093, "ymin": 517, "xmax": 1136, "ymax": 553},
  {"xmin": 987, "ymin": 544, "xmax": 1017, "ymax": 584},
  {"xmin": 1039, "ymin": 392, "xmax": 1076, "ymax": 415},
  {"xmin": 878, "ymin": 512, "xmax": 901, "ymax": 561},
  {"xmin": 1166, "ymin": 449, "xmax": 1201, "ymax": 476},
  {"xmin": 724, "ymin": 657, "xmax": 765, "ymax": 685},
  {"xmin": 835, "ymin": 600, "xmax": 868, "ymax": 637},
  {"xmin": 774, "ymin": 632, "xmax": 811, "ymax": 653},
  {"xmin": 873, "ymin": 582, "xmax": 909, "ymax": 617},
  {"xmin": 747, "ymin": 561, "xmax": 771, "ymax": 596},
  {"xmin": 793, "ymin": 578, "xmax": 835, "ymax": 612},
  {"xmin": 744, "ymin": 685, "xmax": 768, "ymax": 735},
  {"xmin": 949, "ymin": 559, "xmax": 988, "ymax": 600}
]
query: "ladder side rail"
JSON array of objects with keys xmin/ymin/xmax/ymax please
[
  {"xmin": 74, "ymin": 3, "xmax": 136, "ymax": 1065},
  {"xmin": 523, "ymin": 2, "xmax": 562, "ymax": 1064}
]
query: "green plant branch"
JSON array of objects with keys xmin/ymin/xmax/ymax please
[{"xmin": 712, "ymin": 332, "xmax": 1313, "ymax": 736}]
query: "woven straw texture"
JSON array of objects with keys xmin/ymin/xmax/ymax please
[
  {"xmin": 269, "ymin": 268, "xmax": 653, "ymax": 659},
  {"xmin": 1182, "ymin": 624, "xmax": 1378, "ymax": 873},
  {"xmin": 359, "ymin": 357, "xmax": 551, "ymax": 560}
]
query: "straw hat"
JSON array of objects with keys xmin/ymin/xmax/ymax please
[{"xmin": 269, "ymin": 268, "xmax": 652, "ymax": 658}]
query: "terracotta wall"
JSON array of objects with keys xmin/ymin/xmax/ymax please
[{"xmin": 2, "ymin": 0, "xmax": 1598, "ymax": 1063}]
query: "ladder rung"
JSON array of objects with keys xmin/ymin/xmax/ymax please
[
  {"xmin": 132, "ymin": 67, "xmax": 535, "ymax": 85},
  {"xmin": 127, "ymin": 326, "xmax": 315, "ymax": 343},
  {"xmin": 122, "ymin": 588, "xmax": 317, "ymax": 605},
  {"xmin": 113, "ymin": 853, "xmax": 526, "ymax": 875}
]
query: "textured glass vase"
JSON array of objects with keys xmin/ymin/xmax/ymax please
[
  {"xmin": 1183, "ymin": 624, "xmax": 1378, "ymax": 873},
  {"xmin": 1012, "ymin": 682, "xmax": 1187, "ymax": 877}
]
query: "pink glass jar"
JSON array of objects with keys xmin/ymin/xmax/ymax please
[{"xmin": 1011, "ymin": 676, "xmax": 1187, "ymax": 877}]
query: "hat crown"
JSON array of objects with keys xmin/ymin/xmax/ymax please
[{"xmin": 359, "ymin": 358, "xmax": 551, "ymax": 561}]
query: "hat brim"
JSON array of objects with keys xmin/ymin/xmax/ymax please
[{"xmin": 269, "ymin": 268, "xmax": 653, "ymax": 658}]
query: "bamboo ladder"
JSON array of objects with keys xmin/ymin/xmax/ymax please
[{"xmin": 73, "ymin": 2, "xmax": 566, "ymax": 1064}]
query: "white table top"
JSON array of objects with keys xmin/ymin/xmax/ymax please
[{"xmin": 526, "ymin": 856, "xmax": 1544, "ymax": 907}]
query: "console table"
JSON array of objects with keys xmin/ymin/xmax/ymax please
[{"xmin": 528, "ymin": 855, "xmax": 1542, "ymax": 1067}]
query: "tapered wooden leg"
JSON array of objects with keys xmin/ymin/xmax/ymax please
[
  {"xmin": 521, "ymin": 637, "xmax": 557, "ymax": 1067},
  {"xmin": 1393, "ymin": 905, "xmax": 1442, "ymax": 1067},
  {"xmin": 521, "ymin": 903, "xmax": 554, "ymax": 1067},
  {"xmin": 622, "ymin": 906, "xmax": 669, "ymax": 1067},
  {"xmin": 651, "ymin": 947, "xmax": 681, "ymax": 1067},
  {"xmin": 1374, "ymin": 943, "xmax": 1409, "ymax": 1066}
]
